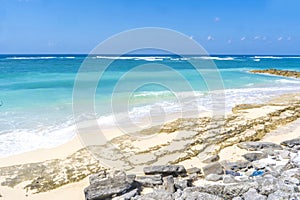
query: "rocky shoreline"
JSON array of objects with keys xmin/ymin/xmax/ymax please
[
  {"xmin": 84, "ymin": 134, "xmax": 300, "ymax": 200},
  {"xmin": 0, "ymin": 93, "xmax": 300, "ymax": 199},
  {"xmin": 250, "ymin": 68, "xmax": 300, "ymax": 78}
]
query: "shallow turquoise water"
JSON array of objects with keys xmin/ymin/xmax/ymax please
[{"xmin": 1, "ymin": 55, "xmax": 300, "ymax": 156}]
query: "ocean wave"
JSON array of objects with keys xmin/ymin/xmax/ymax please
[
  {"xmin": 195, "ymin": 56, "xmax": 235, "ymax": 61},
  {"xmin": 5, "ymin": 56, "xmax": 76, "ymax": 60},
  {"xmin": 275, "ymin": 79, "xmax": 300, "ymax": 84},
  {"xmin": 252, "ymin": 56, "xmax": 283, "ymax": 59},
  {"xmin": 94, "ymin": 56, "xmax": 169, "ymax": 61}
]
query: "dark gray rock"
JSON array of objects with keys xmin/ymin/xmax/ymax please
[
  {"xmin": 186, "ymin": 167, "xmax": 201, "ymax": 174},
  {"xmin": 237, "ymin": 142, "xmax": 282, "ymax": 151},
  {"xmin": 84, "ymin": 170, "xmax": 135, "ymax": 200},
  {"xmin": 133, "ymin": 189, "xmax": 173, "ymax": 200},
  {"xmin": 205, "ymin": 174, "xmax": 223, "ymax": 182},
  {"xmin": 163, "ymin": 175, "xmax": 175, "ymax": 193},
  {"xmin": 243, "ymin": 188, "xmax": 267, "ymax": 200},
  {"xmin": 89, "ymin": 170, "xmax": 107, "ymax": 184},
  {"xmin": 281, "ymin": 138, "xmax": 300, "ymax": 148},
  {"xmin": 221, "ymin": 161, "xmax": 251, "ymax": 171},
  {"xmin": 242, "ymin": 152, "xmax": 267, "ymax": 162},
  {"xmin": 203, "ymin": 154, "xmax": 220, "ymax": 163},
  {"xmin": 202, "ymin": 162, "xmax": 224, "ymax": 176},
  {"xmin": 113, "ymin": 188, "xmax": 139, "ymax": 200},
  {"xmin": 135, "ymin": 175, "xmax": 162, "ymax": 187},
  {"xmin": 143, "ymin": 165, "xmax": 186, "ymax": 176},
  {"xmin": 174, "ymin": 177, "xmax": 192, "ymax": 190}
]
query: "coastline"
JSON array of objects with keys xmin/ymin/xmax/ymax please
[{"xmin": 0, "ymin": 92, "xmax": 300, "ymax": 199}]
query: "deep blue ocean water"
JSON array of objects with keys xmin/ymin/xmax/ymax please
[{"xmin": 1, "ymin": 54, "xmax": 300, "ymax": 156}]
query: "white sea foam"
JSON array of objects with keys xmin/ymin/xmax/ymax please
[
  {"xmin": 5, "ymin": 56, "xmax": 76, "ymax": 60},
  {"xmin": 2, "ymin": 84, "xmax": 300, "ymax": 158},
  {"xmin": 195, "ymin": 56, "xmax": 235, "ymax": 61},
  {"xmin": 252, "ymin": 56, "xmax": 283, "ymax": 59},
  {"xmin": 94, "ymin": 56, "xmax": 169, "ymax": 61},
  {"xmin": 6, "ymin": 56, "xmax": 56, "ymax": 60}
]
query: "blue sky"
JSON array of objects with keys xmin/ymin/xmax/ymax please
[{"xmin": 0, "ymin": 0, "xmax": 299, "ymax": 54}]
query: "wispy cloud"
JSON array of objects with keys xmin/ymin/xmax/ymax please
[
  {"xmin": 287, "ymin": 36, "xmax": 292, "ymax": 41},
  {"xmin": 207, "ymin": 35, "xmax": 214, "ymax": 41},
  {"xmin": 254, "ymin": 36, "xmax": 260, "ymax": 40},
  {"xmin": 227, "ymin": 39, "xmax": 232, "ymax": 44},
  {"xmin": 277, "ymin": 37, "xmax": 283, "ymax": 41},
  {"xmin": 189, "ymin": 35, "xmax": 194, "ymax": 40},
  {"xmin": 262, "ymin": 36, "xmax": 267, "ymax": 41},
  {"xmin": 241, "ymin": 37, "xmax": 246, "ymax": 41},
  {"xmin": 214, "ymin": 17, "xmax": 220, "ymax": 22}
]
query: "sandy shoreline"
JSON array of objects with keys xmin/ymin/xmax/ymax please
[{"xmin": 0, "ymin": 93, "xmax": 300, "ymax": 200}]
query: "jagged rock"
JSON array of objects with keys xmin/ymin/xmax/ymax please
[
  {"xmin": 223, "ymin": 182, "xmax": 258, "ymax": 199},
  {"xmin": 202, "ymin": 162, "xmax": 224, "ymax": 176},
  {"xmin": 223, "ymin": 174, "xmax": 236, "ymax": 184},
  {"xmin": 133, "ymin": 189, "xmax": 173, "ymax": 200},
  {"xmin": 290, "ymin": 152, "xmax": 300, "ymax": 167},
  {"xmin": 174, "ymin": 177, "xmax": 192, "ymax": 190},
  {"xmin": 267, "ymin": 190, "xmax": 300, "ymax": 200},
  {"xmin": 221, "ymin": 161, "xmax": 251, "ymax": 171},
  {"xmin": 257, "ymin": 175, "xmax": 279, "ymax": 196},
  {"xmin": 89, "ymin": 170, "xmax": 107, "ymax": 184},
  {"xmin": 84, "ymin": 170, "xmax": 135, "ymax": 200},
  {"xmin": 277, "ymin": 150, "xmax": 290, "ymax": 159},
  {"xmin": 203, "ymin": 154, "xmax": 220, "ymax": 163},
  {"xmin": 143, "ymin": 165, "xmax": 186, "ymax": 176},
  {"xmin": 237, "ymin": 142, "xmax": 282, "ymax": 151},
  {"xmin": 163, "ymin": 176, "xmax": 175, "ymax": 193},
  {"xmin": 179, "ymin": 191, "xmax": 224, "ymax": 200},
  {"xmin": 113, "ymin": 188, "xmax": 139, "ymax": 200},
  {"xmin": 205, "ymin": 174, "xmax": 223, "ymax": 182},
  {"xmin": 243, "ymin": 188, "xmax": 267, "ymax": 200},
  {"xmin": 281, "ymin": 138, "xmax": 300, "ymax": 148},
  {"xmin": 243, "ymin": 152, "xmax": 267, "ymax": 162},
  {"xmin": 183, "ymin": 185, "xmax": 225, "ymax": 197},
  {"xmin": 186, "ymin": 167, "xmax": 201, "ymax": 174},
  {"xmin": 135, "ymin": 175, "xmax": 162, "ymax": 187}
]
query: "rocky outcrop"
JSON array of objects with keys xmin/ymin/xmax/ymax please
[
  {"xmin": 85, "ymin": 137, "xmax": 300, "ymax": 199},
  {"xmin": 250, "ymin": 68, "xmax": 300, "ymax": 78},
  {"xmin": 0, "ymin": 148, "xmax": 105, "ymax": 193}
]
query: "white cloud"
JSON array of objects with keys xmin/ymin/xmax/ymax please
[
  {"xmin": 189, "ymin": 36, "xmax": 194, "ymax": 40},
  {"xmin": 262, "ymin": 36, "xmax": 267, "ymax": 40},
  {"xmin": 207, "ymin": 35, "xmax": 214, "ymax": 41},
  {"xmin": 254, "ymin": 36, "xmax": 260, "ymax": 40},
  {"xmin": 214, "ymin": 17, "xmax": 220, "ymax": 22},
  {"xmin": 241, "ymin": 37, "xmax": 246, "ymax": 41},
  {"xmin": 277, "ymin": 37, "xmax": 283, "ymax": 41},
  {"xmin": 287, "ymin": 36, "xmax": 292, "ymax": 40},
  {"xmin": 227, "ymin": 39, "xmax": 232, "ymax": 44}
]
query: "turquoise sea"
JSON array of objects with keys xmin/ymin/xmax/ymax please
[{"xmin": 1, "ymin": 55, "xmax": 300, "ymax": 157}]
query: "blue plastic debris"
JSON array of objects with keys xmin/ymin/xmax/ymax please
[{"xmin": 251, "ymin": 170, "xmax": 264, "ymax": 176}]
